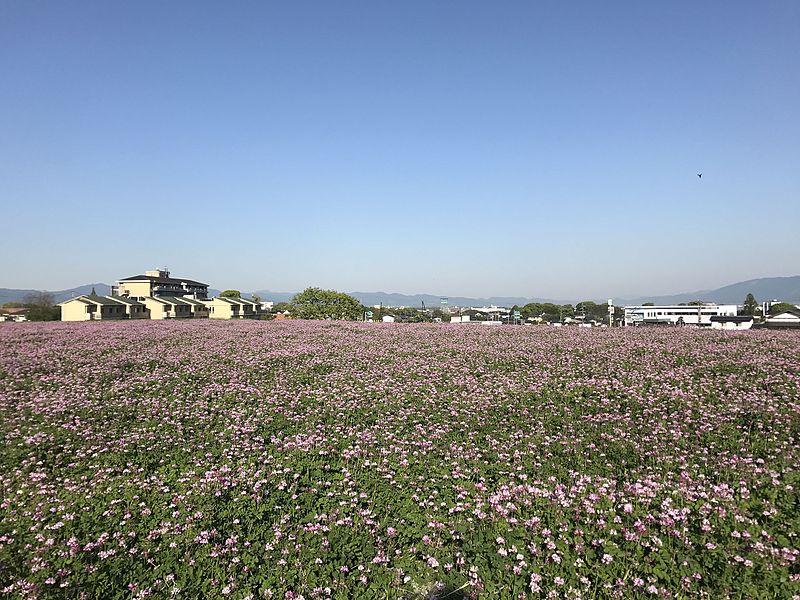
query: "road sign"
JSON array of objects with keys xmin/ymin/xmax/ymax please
[
  {"xmin": 440, "ymin": 298, "xmax": 448, "ymax": 305},
  {"xmin": 366, "ymin": 311, "xmax": 373, "ymax": 317},
  {"xmin": 513, "ymin": 310, "xmax": 520, "ymax": 317}
]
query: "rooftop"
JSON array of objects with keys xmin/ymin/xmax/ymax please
[{"xmin": 118, "ymin": 274, "xmax": 209, "ymax": 287}]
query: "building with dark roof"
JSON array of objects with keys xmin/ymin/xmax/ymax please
[
  {"xmin": 58, "ymin": 294, "xmax": 149, "ymax": 321},
  {"xmin": 762, "ymin": 308, "xmax": 800, "ymax": 329},
  {"xmin": 202, "ymin": 296, "xmax": 262, "ymax": 319},
  {"xmin": 60, "ymin": 269, "xmax": 263, "ymax": 322},
  {"xmin": 112, "ymin": 269, "xmax": 209, "ymax": 299}
]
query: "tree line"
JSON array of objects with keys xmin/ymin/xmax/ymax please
[
  {"xmin": 7, "ymin": 288, "xmax": 796, "ymax": 323},
  {"xmin": 2, "ymin": 292, "xmax": 61, "ymax": 321}
]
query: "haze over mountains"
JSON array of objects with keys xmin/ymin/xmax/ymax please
[{"xmin": 2, "ymin": 276, "xmax": 799, "ymax": 308}]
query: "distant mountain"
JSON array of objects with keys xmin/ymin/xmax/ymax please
[
  {"xmin": 3, "ymin": 275, "xmax": 798, "ymax": 308},
  {"xmin": 250, "ymin": 290, "xmax": 563, "ymax": 307},
  {"xmin": 0, "ymin": 283, "xmax": 111, "ymax": 305},
  {"xmin": 342, "ymin": 292, "xmax": 562, "ymax": 308},
  {"xmin": 625, "ymin": 276, "xmax": 800, "ymax": 305},
  {"xmin": 250, "ymin": 290, "xmax": 299, "ymax": 303}
]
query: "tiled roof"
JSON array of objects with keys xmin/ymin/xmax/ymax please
[
  {"xmin": 179, "ymin": 297, "xmax": 207, "ymax": 306},
  {"xmin": 157, "ymin": 297, "xmax": 192, "ymax": 306},
  {"xmin": 77, "ymin": 295, "xmax": 126, "ymax": 306},
  {"xmin": 110, "ymin": 296, "xmax": 146, "ymax": 306}
]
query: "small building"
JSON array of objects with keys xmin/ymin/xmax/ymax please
[
  {"xmin": 112, "ymin": 269, "xmax": 209, "ymax": 299},
  {"xmin": 59, "ymin": 294, "xmax": 132, "ymax": 321},
  {"xmin": 763, "ymin": 308, "xmax": 800, "ymax": 329},
  {"xmin": 203, "ymin": 296, "xmax": 263, "ymax": 320},
  {"xmin": 710, "ymin": 315, "xmax": 754, "ymax": 330},
  {"xmin": 140, "ymin": 296, "xmax": 192, "ymax": 320},
  {"xmin": 178, "ymin": 296, "xmax": 210, "ymax": 318},
  {"xmin": 382, "ymin": 315, "xmax": 395, "ymax": 323},
  {"xmin": 109, "ymin": 296, "xmax": 151, "ymax": 319}
]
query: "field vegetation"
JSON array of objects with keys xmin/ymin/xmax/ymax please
[{"xmin": 1, "ymin": 322, "xmax": 798, "ymax": 599}]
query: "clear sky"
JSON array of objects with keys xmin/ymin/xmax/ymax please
[{"xmin": 1, "ymin": 1, "xmax": 798, "ymax": 300}]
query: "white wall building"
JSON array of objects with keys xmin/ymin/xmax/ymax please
[
  {"xmin": 710, "ymin": 316, "xmax": 754, "ymax": 330},
  {"xmin": 624, "ymin": 304, "xmax": 737, "ymax": 327},
  {"xmin": 765, "ymin": 308, "xmax": 800, "ymax": 328}
]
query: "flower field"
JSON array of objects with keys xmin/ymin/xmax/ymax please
[{"xmin": 1, "ymin": 321, "xmax": 798, "ymax": 599}]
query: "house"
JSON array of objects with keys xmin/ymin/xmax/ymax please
[
  {"xmin": 382, "ymin": 315, "xmax": 396, "ymax": 323},
  {"xmin": 58, "ymin": 294, "xmax": 135, "ymax": 321},
  {"xmin": 763, "ymin": 308, "xmax": 800, "ymax": 329},
  {"xmin": 140, "ymin": 296, "xmax": 193, "ymax": 320},
  {"xmin": 178, "ymin": 296, "xmax": 210, "ymax": 318},
  {"xmin": 710, "ymin": 315, "xmax": 754, "ymax": 330},
  {"xmin": 105, "ymin": 296, "xmax": 150, "ymax": 319},
  {"xmin": 112, "ymin": 269, "xmax": 209, "ymax": 299},
  {"xmin": 203, "ymin": 296, "xmax": 263, "ymax": 320}
]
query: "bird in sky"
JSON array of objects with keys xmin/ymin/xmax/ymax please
[{"xmin": 697, "ymin": 173, "xmax": 703, "ymax": 178}]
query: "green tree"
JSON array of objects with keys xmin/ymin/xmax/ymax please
[
  {"xmin": 742, "ymin": 293, "xmax": 758, "ymax": 316},
  {"xmin": 24, "ymin": 292, "xmax": 60, "ymax": 321},
  {"xmin": 521, "ymin": 302, "xmax": 563, "ymax": 322},
  {"xmin": 642, "ymin": 302, "xmax": 655, "ymax": 306},
  {"xmin": 290, "ymin": 288, "xmax": 364, "ymax": 320},
  {"xmin": 2, "ymin": 301, "xmax": 23, "ymax": 308},
  {"xmin": 220, "ymin": 290, "xmax": 241, "ymax": 298},
  {"xmin": 431, "ymin": 308, "xmax": 451, "ymax": 322},
  {"xmin": 575, "ymin": 300, "xmax": 595, "ymax": 316},
  {"xmin": 769, "ymin": 302, "xmax": 798, "ymax": 315}
]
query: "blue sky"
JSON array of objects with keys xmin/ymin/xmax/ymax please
[{"xmin": 1, "ymin": 1, "xmax": 798, "ymax": 300}]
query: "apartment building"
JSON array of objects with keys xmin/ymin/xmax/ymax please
[
  {"xmin": 60, "ymin": 270, "xmax": 262, "ymax": 321},
  {"xmin": 112, "ymin": 269, "xmax": 209, "ymax": 299}
]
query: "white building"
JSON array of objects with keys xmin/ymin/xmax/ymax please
[
  {"xmin": 764, "ymin": 308, "xmax": 800, "ymax": 329},
  {"xmin": 710, "ymin": 316, "xmax": 754, "ymax": 330},
  {"xmin": 624, "ymin": 304, "xmax": 737, "ymax": 327}
]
